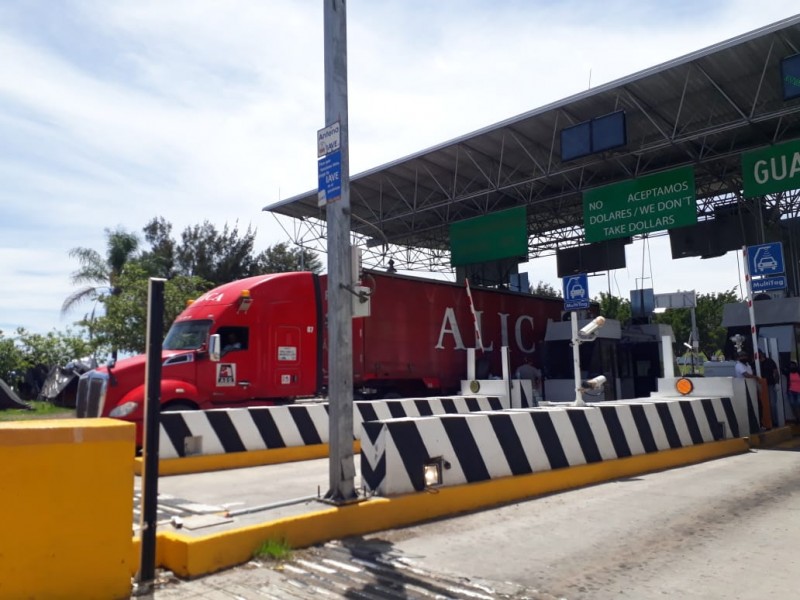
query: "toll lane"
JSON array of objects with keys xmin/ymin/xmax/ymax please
[{"xmin": 357, "ymin": 447, "xmax": 800, "ymax": 600}]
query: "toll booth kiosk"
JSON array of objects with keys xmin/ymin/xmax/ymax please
[
  {"xmin": 722, "ymin": 296, "xmax": 800, "ymax": 425},
  {"xmin": 542, "ymin": 318, "xmax": 674, "ymax": 403},
  {"xmin": 543, "ymin": 318, "xmax": 622, "ymax": 402}
]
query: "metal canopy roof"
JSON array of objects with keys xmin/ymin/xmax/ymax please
[{"xmin": 264, "ymin": 15, "xmax": 800, "ymax": 273}]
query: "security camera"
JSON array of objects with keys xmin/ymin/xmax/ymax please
[
  {"xmin": 581, "ymin": 375, "xmax": 606, "ymax": 390},
  {"xmin": 579, "ymin": 316, "xmax": 606, "ymax": 337}
]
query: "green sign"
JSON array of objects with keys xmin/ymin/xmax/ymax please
[
  {"xmin": 583, "ymin": 166, "xmax": 696, "ymax": 243},
  {"xmin": 742, "ymin": 138, "xmax": 800, "ymax": 197},
  {"xmin": 450, "ymin": 206, "xmax": 527, "ymax": 266}
]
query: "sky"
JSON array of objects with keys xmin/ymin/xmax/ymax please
[{"xmin": 1, "ymin": 1, "xmax": 799, "ymax": 335}]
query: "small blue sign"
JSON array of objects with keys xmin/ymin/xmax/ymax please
[
  {"xmin": 563, "ymin": 273, "xmax": 590, "ymax": 310},
  {"xmin": 747, "ymin": 242, "xmax": 784, "ymax": 276},
  {"xmin": 317, "ymin": 149, "xmax": 342, "ymax": 206},
  {"xmin": 751, "ymin": 275, "xmax": 787, "ymax": 292}
]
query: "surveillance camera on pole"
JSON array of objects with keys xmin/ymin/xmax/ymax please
[
  {"xmin": 571, "ymin": 314, "xmax": 607, "ymax": 406},
  {"xmin": 578, "ymin": 316, "xmax": 606, "ymax": 340},
  {"xmin": 580, "ymin": 375, "xmax": 607, "ymax": 391}
]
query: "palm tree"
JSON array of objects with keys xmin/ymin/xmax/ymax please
[{"xmin": 61, "ymin": 227, "xmax": 140, "ymax": 316}]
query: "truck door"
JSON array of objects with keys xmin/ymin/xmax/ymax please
[
  {"xmin": 271, "ymin": 325, "xmax": 306, "ymax": 396},
  {"xmin": 206, "ymin": 326, "xmax": 255, "ymax": 406}
]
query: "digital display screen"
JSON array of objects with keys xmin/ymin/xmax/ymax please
[
  {"xmin": 560, "ymin": 111, "xmax": 627, "ymax": 162},
  {"xmin": 630, "ymin": 288, "xmax": 655, "ymax": 318},
  {"xmin": 781, "ymin": 53, "xmax": 800, "ymax": 101},
  {"xmin": 556, "ymin": 238, "xmax": 628, "ymax": 277},
  {"xmin": 592, "ymin": 111, "xmax": 627, "ymax": 153},
  {"xmin": 560, "ymin": 121, "xmax": 592, "ymax": 161}
]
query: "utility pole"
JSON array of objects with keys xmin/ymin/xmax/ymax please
[{"xmin": 323, "ymin": 0, "xmax": 356, "ymax": 502}]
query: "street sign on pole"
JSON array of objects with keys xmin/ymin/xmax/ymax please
[
  {"xmin": 563, "ymin": 273, "xmax": 590, "ymax": 310},
  {"xmin": 747, "ymin": 242, "xmax": 785, "ymax": 277},
  {"xmin": 317, "ymin": 149, "xmax": 342, "ymax": 206},
  {"xmin": 751, "ymin": 275, "xmax": 787, "ymax": 292},
  {"xmin": 317, "ymin": 121, "xmax": 341, "ymax": 157}
]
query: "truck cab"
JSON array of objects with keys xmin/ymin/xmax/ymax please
[{"xmin": 75, "ymin": 272, "xmax": 321, "ymax": 443}]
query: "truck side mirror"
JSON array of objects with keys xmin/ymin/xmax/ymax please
[{"xmin": 208, "ymin": 334, "xmax": 221, "ymax": 362}]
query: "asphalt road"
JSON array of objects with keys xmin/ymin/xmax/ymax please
[
  {"xmin": 152, "ymin": 440, "xmax": 800, "ymax": 599},
  {"xmin": 360, "ymin": 441, "xmax": 800, "ymax": 600}
]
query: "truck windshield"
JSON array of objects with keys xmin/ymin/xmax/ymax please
[{"xmin": 163, "ymin": 320, "xmax": 213, "ymax": 351}]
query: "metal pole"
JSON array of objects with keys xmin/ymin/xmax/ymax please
[
  {"xmin": 662, "ymin": 335, "xmax": 675, "ymax": 379},
  {"xmin": 690, "ymin": 306, "xmax": 698, "ymax": 373},
  {"xmin": 324, "ymin": 0, "xmax": 356, "ymax": 503},
  {"xmin": 743, "ymin": 246, "xmax": 762, "ymax": 378},
  {"xmin": 571, "ymin": 312, "xmax": 584, "ymax": 406},
  {"xmin": 134, "ymin": 277, "xmax": 165, "ymax": 595}
]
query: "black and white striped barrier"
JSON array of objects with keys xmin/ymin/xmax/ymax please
[
  {"xmin": 158, "ymin": 395, "xmax": 505, "ymax": 459},
  {"xmin": 360, "ymin": 395, "xmax": 751, "ymax": 496},
  {"xmin": 652, "ymin": 377, "xmax": 761, "ymax": 434}
]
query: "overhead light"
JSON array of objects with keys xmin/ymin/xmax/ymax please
[{"xmin": 423, "ymin": 457, "xmax": 446, "ymax": 487}]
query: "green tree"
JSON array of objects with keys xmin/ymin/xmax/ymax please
[
  {"xmin": 254, "ymin": 242, "xmax": 323, "ymax": 274},
  {"xmin": 595, "ymin": 292, "xmax": 631, "ymax": 323},
  {"xmin": 0, "ymin": 328, "xmax": 93, "ymax": 397},
  {"xmin": 0, "ymin": 331, "xmax": 24, "ymax": 386},
  {"xmin": 63, "ymin": 219, "xmax": 322, "ymax": 356},
  {"xmin": 530, "ymin": 281, "xmax": 561, "ymax": 298},
  {"xmin": 139, "ymin": 216, "xmax": 177, "ymax": 278},
  {"xmin": 176, "ymin": 221, "xmax": 259, "ymax": 284},
  {"xmin": 61, "ymin": 227, "xmax": 140, "ymax": 316},
  {"xmin": 97, "ymin": 264, "xmax": 213, "ymax": 354},
  {"xmin": 695, "ymin": 289, "xmax": 738, "ymax": 356}
]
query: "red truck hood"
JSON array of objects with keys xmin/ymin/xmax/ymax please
[{"xmin": 96, "ymin": 350, "xmax": 188, "ymax": 374}]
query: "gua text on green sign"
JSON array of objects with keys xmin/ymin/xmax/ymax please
[
  {"xmin": 741, "ymin": 138, "xmax": 800, "ymax": 197},
  {"xmin": 583, "ymin": 166, "xmax": 697, "ymax": 243}
]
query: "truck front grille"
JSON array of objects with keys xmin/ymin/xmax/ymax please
[{"xmin": 76, "ymin": 372, "xmax": 107, "ymax": 418}]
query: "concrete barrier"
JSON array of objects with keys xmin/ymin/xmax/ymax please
[
  {"xmin": 157, "ymin": 395, "xmax": 504, "ymax": 460},
  {"xmin": 0, "ymin": 418, "xmax": 135, "ymax": 600},
  {"xmin": 361, "ymin": 396, "xmax": 746, "ymax": 496}
]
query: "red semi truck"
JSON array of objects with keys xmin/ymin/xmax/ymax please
[{"xmin": 75, "ymin": 270, "xmax": 563, "ymax": 438}]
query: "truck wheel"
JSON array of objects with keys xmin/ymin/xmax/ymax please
[{"xmin": 162, "ymin": 401, "xmax": 197, "ymax": 412}]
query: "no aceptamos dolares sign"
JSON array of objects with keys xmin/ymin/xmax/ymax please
[{"xmin": 582, "ymin": 166, "xmax": 697, "ymax": 243}]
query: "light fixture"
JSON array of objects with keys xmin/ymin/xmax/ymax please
[
  {"xmin": 237, "ymin": 289, "xmax": 253, "ymax": 313},
  {"xmin": 423, "ymin": 457, "xmax": 446, "ymax": 487},
  {"xmin": 675, "ymin": 377, "xmax": 694, "ymax": 395}
]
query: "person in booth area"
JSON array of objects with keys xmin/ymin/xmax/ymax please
[
  {"xmin": 515, "ymin": 356, "xmax": 542, "ymax": 406},
  {"xmin": 757, "ymin": 350, "xmax": 780, "ymax": 424},
  {"xmin": 734, "ymin": 351, "xmax": 754, "ymax": 379},
  {"xmin": 786, "ymin": 361, "xmax": 800, "ymax": 423}
]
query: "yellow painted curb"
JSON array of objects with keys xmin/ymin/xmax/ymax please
[
  {"xmin": 149, "ymin": 437, "xmax": 749, "ymax": 577},
  {"xmin": 135, "ymin": 441, "xmax": 361, "ymax": 476},
  {"xmin": 747, "ymin": 426, "xmax": 794, "ymax": 448}
]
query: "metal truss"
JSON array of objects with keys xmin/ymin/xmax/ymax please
[{"xmin": 266, "ymin": 20, "xmax": 800, "ymax": 275}]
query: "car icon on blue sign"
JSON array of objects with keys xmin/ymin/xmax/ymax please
[
  {"xmin": 570, "ymin": 283, "xmax": 586, "ymax": 299},
  {"xmin": 756, "ymin": 255, "xmax": 778, "ymax": 271}
]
